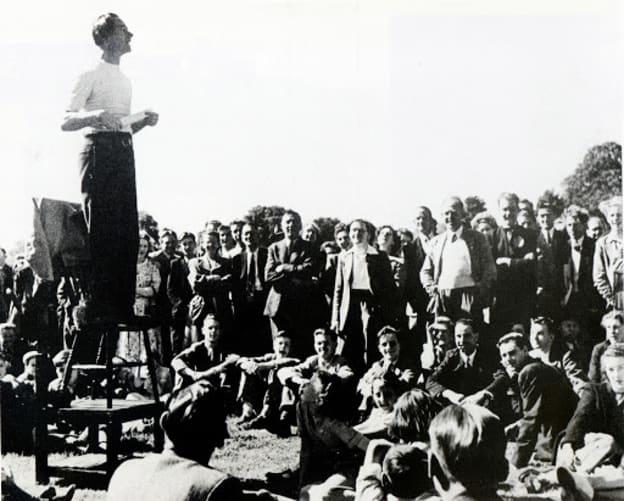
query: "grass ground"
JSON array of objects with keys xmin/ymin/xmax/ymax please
[{"xmin": 2, "ymin": 420, "xmax": 301, "ymax": 501}]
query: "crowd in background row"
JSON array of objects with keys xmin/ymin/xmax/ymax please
[{"xmin": 0, "ymin": 191, "xmax": 623, "ymax": 500}]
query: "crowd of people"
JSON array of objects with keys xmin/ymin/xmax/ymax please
[{"xmin": 1, "ymin": 190, "xmax": 623, "ymax": 500}]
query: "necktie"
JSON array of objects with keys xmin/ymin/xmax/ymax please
[
  {"xmin": 248, "ymin": 252, "xmax": 256, "ymax": 286},
  {"xmin": 451, "ymin": 234, "xmax": 458, "ymax": 243}
]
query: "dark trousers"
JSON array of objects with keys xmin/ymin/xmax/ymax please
[
  {"xmin": 341, "ymin": 290, "xmax": 383, "ymax": 377},
  {"xmin": 80, "ymin": 133, "xmax": 138, "ymax": 320}
]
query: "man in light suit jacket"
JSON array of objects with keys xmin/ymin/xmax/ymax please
[
  {"xmin": 232, "ymin": 223, "xmax": 271, "ymax": 356},
  {"xmin": 332, "ymin": 219, "xmax": 398, "ymax": 376},
  {"xmin": 420, "ymin": 197, "xmax": 496, "ymax": 328},
  {"xmin": 264, "ymin": 210, "xmax": 327, "ymax": 358}
]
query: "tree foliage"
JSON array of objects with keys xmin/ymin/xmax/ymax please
[
  {"xmin": 562, "ymin": 142, "xmax": 622, "ymax": 209},
  {"xmin": 138, "ymin": 211, "xmax": 160, "ymax": 243},
  {"xmin": 313, "ymin": 217, "xmax": 342, "ymax": 243},
  {"xmin": 464, "ymin": 196, "xmax": 487, "ymax": 220},
  {"xmin": 245, "ymin": 205, "xmax": 286, "ymax": 246},
  {"xmin": 536, "ymin": 190, "xmax": 566, "ymax": 217}
]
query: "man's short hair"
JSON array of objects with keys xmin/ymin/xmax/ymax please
[
  {"xmin": 282, "ymin": 210, "xmax": 302, "ymax": 228},
  {"xmin": 429, "ymin": 404, "xmax": 508, "ymax": 494},
  {"xmin": 180, "ymin": 232, "xmax": 196, "ymax": 242},
  {"xmin": 497, "ymin": 332, "xmax": 528, "ymax": 350},
  {"xmin": 0, "ymin": 322, "xmax": 17, "ymax": 335},
  {"xmin": 159, "ymin": 381, "xmax": 228, "ymax": 457},
  {"xmin": 230, "ymin": 220, "xmax": 245, "ymax": 228},
  {"xmin": 388, "ymin": 389, "xmax": 441, "ymax": 443},
  {"xmin": 497, "ymin": 192, "xmax": 519, "ymax": 208},
  {"xmin": 382, "ymin": 444, "xmax": 430, "ymax": 499},
  {"xmin": 440, "ymin": 196, "xmax": 465, "ymax": 214},
  {"xmin": 160, "ymin": 228, "xmax": 178, "ymax": 241},
  {"xmin": 454, "ymin": 318, "xmax": 475, "ymax": 332},
  {"xmin": 397, "ymin": 228, "xmax": 414, "ymax": 240},
  {"xmin": 52, "ymin": 349, "xmax": 71, "ymax": 368},
  {"xmin": 333, "ymin": 222, "xmax": 348, "ymax": 238},
  {"xmin": 601, "ymin": 345, "xmax": 624, "ymax": 366},
  {"xmin": 564, "ymin": 205, "xmax": 589, "ymax": 225},
  {"xmin": 200, "ymin": 230, "xmax": 219, "ymax": 244},
  {"xmin": 313, "ymin": 327, "xmax": 336, "ymax": 343},
  {"xmin": 601, "ymin": 310, "xmax": 624, "ymax": 329},
  {"xmin": 22, "ymin": 350, "xmax": 40, "ymax": 366},
  {"xmin": 531, "ymin": 316, "xmax": 555, "ymax": 333},
  {"xmin": 377, "ymin": 325, "xmax": 400, "ymax": 341},
  {"xmin": 92, "ymin": 13, "xmax": 122, "ymax": 48}
]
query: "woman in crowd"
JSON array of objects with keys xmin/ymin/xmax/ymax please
[
  {"xmin": 471, "ymin": 211, "xmax": 498, "ymax": 247},
  {"xmin": 594, "ymin": 196, "xmax": 623, "ymax": 310},
  {"xmin": 117, "ymin": 231, "xmax": 162, "ymax": 366},
  {"xmin": 588, "ymin": 310, "xmax": 624, "ymax": 383},
  {"xmin": 188, "ymin": 231, "xmax": 233, "ymax": 347}
]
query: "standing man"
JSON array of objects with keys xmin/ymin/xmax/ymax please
[
  {"xmin": 151, "ymin": 229, "xmax": 181, "ymax": 363},
  {"xmin": 0, "ymin": 248, "xmax": 14, "ymax": 322},
  {"xmin": 61, "ymin": 13, "xmax": 158, "ymax": 323},
  {"xmin": 167, "ymin": 232, "xmax": 197, "ymax": 356},
  {"xmin": 491, "ymin": 193, "xmax": 538, "ymax": 336},
  {"xmin": 232, "ymin": 223, "xmax": 271, "ymax": 355},
  {"xmin": 420, "ymin": 197, "xmax": 496, "ymax": 327},
  {"xmin": 264, "ymin": 210, "xmax": 326, "ymax": 358},
  {"xmin": 561, "ymin": 206, "xmax": 605, "ymax": 344},
  {"xmin": 534, "ymin": 201, "xmax": 566, "ymax": 321}
]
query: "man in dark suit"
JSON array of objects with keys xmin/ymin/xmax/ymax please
[
  {"xmin": 561, "ymin": 205, "xmax": 605, "ymax": 344},
  {"xmin": 150, "ymin": 229, "xmax": 181, "ymax": 364},
  {"xmin": 488, "ymin": 332, "xmax": 578, "ymax": 468},
  {"xmin": 167, "ymin": 232, "xmax": 196, "ymax": 357},
  {"xmin": 535, "ymin": 201, "xmax": 566, "ymax": 321},
  {"xmin": 0, "ymin": 248, "xmax": 13, "ymax": 323},
  {"xmin": 232, "ymin": 223, "xmax": 270, "ymax": 356},
  {"xmin": 264, "ymin": 210, "xmax": 326, "ymax": 359},
  {"xmin": 420, "ymin": 197, "xmax": 496, "ymax": 328},
  {"xmin": 331, "ymin": 219, "xmax": 398, "ymax": 376},
  {"xmin": 491, "ymin": 192, "xmax": 538, "ymax": 337},
  {"xmin": 426, "ymin": 318, "xmax": 497, "ymax": 405}
]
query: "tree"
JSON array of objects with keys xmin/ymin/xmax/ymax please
[
  {"xmin": 536, "ymin": 190, "xmax": 566, "ymax": 217},
  {"xmin": 562, "ymin": 142, "xmax": 622, "ymax": 209},
  {"xmin": 464, "ymin": 196, "xmax": 487, "ymax": 223},
  {"xmin": 138, "ymin": 211, "xmax": 160, "ymax": 243},
  {"xmin": 313, "ymin": 217, "xmax": 341, "ymax": 243},
  {"xmin": 245, "ymin": 205, "xmax": 286, "ymax": 246}
]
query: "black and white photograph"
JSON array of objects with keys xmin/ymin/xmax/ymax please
[{"xmin": 1, "ymin": 1, "xmax": 623, "ymax": 500}]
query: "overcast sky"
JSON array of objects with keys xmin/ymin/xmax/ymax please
[{"xmin": 0, "ymin": 0, "xmax": 621, "ymax": 250}]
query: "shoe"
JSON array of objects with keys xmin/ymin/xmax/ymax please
[
  {"xmin": 241, "ymin": 415, "xmax": 267, "ymax": 430},
  {"xmin": 556, "ymin": 467, "xmax": 593, "ymax": 501},
  {"xmin": 236, "ymin": 409, "xmax": 257, "ymax": 425}
]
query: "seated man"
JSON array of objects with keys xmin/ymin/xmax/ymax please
[
  {"xmin": 487, "ymin": 332, "xmax": 578, "ymax": 468},
  {"xmin": 277, "ymin": 328, "xmax": 354, "ymax": 424},
  {"xmin": 357, "ymin": 326, "xmax": 419, "ymax": 413},
  {"xmin": 426, "ymin": 318, "xmax": 497, "ymax": 406},
  {"xmin": 236, "ymin": 331, "xmax": 300, "ymax": 434},
  {"xmin": 420, "ymin": 316, "xmax": 454, "ymax": 376},
  {"xmin": 528, "ymin": 317, "xmax": 588, "ymax": 395},
  {"xmin": 107, "ymin": 380, "xmax": 279, "ymax": 501},
  {"xmin": 171, "ymin": 315, "xmax": 240, "ymax": 393},
  {"xmin": 429, "ymin": 404, "xmax": 509, "ymax": 501},
  {"xmin": 558, "ymin": 345, "xmax": 624, "ymax": 473}
]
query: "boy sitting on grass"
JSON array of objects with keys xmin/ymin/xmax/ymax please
[
  {"xmin": 171, "ymin": 314, "xmax": 240, "ymax": 393},
  {"xmin": 236, "ymin": 330, "xmax": 300, "ymax": 434},
  {"xmin": 277, "ymin": 328, "xmax": 355, "ymax": 428}
]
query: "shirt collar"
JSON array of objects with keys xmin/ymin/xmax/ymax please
[
  {"xmin": 449, "ymin": 226, "xmax": 464, "ymax": 239},
  {"xmin": 459, "ymin": 349, "xmax": 476, "ymax": 365},
  {"xmin": 349, "ymin": 244, "xmax": 378, "ymax": 255}
]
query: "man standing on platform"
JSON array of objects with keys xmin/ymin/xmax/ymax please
[{"xmin": 61, "ymin": 13, "xmax": 158, "ymax": 322}]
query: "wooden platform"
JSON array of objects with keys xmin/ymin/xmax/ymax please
[{"xmin": 57, "ymin": 398, "xmax": 162, "ymax": 421}]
